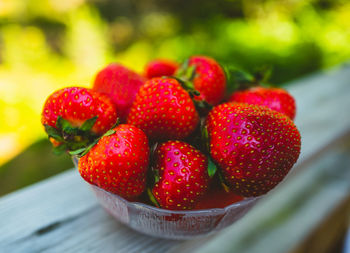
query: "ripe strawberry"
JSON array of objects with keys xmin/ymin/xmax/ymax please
[
  {"xmin": 193, "ymin": 178, "xmax": 244, "ymax": 210},
  {"xmin": 144, "ymin": 59, "xmax": 179, "ymax": 79},
  {"xmin": 78, "ymin": 124, "xmax": 150, "ymax": 199},
  {"xmin": 229, "ymin": 87, "xmax": 296, "ymax": 119},
  {"xmin": 41, "ymin": 87, "xmax": 118, "ymax": 153},
  {"xmin": 93, "ymin": 63, "xmax": 146, "ymax": 122},
  {"xmin": 150, "ymin": 140, "xmax": 210, "ymax": 210},
  {"xmin": 206, "ymin": 102, "xmax": 301, "ymax": 197},
  {"xmin": 178, "ymin": 56, "xmax": 226, "ymax": 105},
  {"xmin": 127, "ymin": 77, "xmax": 199, "ymax": 141}
]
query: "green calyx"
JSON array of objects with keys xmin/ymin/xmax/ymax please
[
  {"xmin": 44, "ymin": 116, "xmax": 103, "ymax": 156},
  {"xmin": 224, "ymin": 65, "xmax": 272, "ymax": 94},
  {"xmin": 175, "ymin": 59, "xmax": 197, "ymax": 82},
  {"xmin": 172, "ymin": 75, "xmax": 212, "ymax": 116},
  {"xmin": 173, "ymin": 58, "xmax": 214, "ymax": 116},
  {"xmin": 172, "ymin": 76, "xmax": 197, "ymax": 95},
  {"xmin": 173, "ymin": 59, "xmax": 199, "ymax": 96},
  {"xmin": 193, "ymin": 99, "xmax": 213, "ymax": 115},
  {"xmin": 68, "ymin": 128, "xmax": 116, "ymax": 158}
]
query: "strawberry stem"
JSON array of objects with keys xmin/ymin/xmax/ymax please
[
  {"xmin": 193, "ymin": 99, "xmax": 213, "ymax": 116},
  {"xmin": 80, "ymin": 116, "xmax": 98, "ymax": 131},
  {"xmin": 218, "ymin": 171, "xmax": 231, "ymax": 193}
]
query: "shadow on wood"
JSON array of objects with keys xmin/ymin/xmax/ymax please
[{"xmin": 0, "ymin": 138, "xmax": 73, "ymax": 196}]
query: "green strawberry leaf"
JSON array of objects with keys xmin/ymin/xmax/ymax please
[
  {"xmin": 70, "ymin": 129, "xmax": 115, "ymax": 158},
  {"xmin": 52, "ymin": 143, "xmax": 68, "ymax": 155},
  {"xmin": 174, "ymin": 58, "xmax": 189, "ymax": 78},
  {"xmin": 80, "ymin": 116, "xmax": 98, "ymax": 132},
  {"xmin": 68, "ymin": 147, "xmax": 87, "ymax": 156},
  {"xmin": 56, "ymin": 116, "xmax": 79, "ymax": 136},
  {"xmin": 184, "ymin": 64, "xmax": 197, "ymax": 81},
  {"xmin": 44, "ymin": 124, "xmax": 63, "ymax": 142},
  {"xmin": 208, "ymin": 158, "xmax": 218, "ymax": 178},
  {"xmin": 147, "ymin": 188, "xmax": 160, "ymax": 208},
  {"xmin": 55, "ymin": 116, "xmax": 64, "ymax": 129},
  {"xmin": 103, "ymin": 129, "xmax": 116, "ymax": 137},
  {"xmin": 193, "ymin": 99, "xmax": 212, "ymax": 110},
  {"xmin": 172, "ymin": 76, "xmax": 195, "ymax": 91},
  {"xmin": 176, "ymin": 59, "xmax": 198, "ymax": 81},
  {"xmin": 188, "ymin": 89, "xmax": 200, "ymax": 98},
  {"xmin": 110, "ymin": 118, "xmax": 120, "ymax": 129},
  {"xmin": 77, "ymin": 137, "xmax": 101, "ymax": 158},
  {"xmin": 223, "ymin": 65, "xmax": 255, "ymax": 93}
]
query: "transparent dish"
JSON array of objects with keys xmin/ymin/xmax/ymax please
[{"xmin": 73, "ymin": 157, "xmax": 260, "ymax": 239}]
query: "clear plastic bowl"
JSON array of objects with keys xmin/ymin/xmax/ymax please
[{"xmin": 73, "ymin": 157, "xmax": 260, "ymax": 239}]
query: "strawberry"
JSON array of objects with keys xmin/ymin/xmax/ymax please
[
  {"xmin": 150, "ymin": 140, "xmax": 210, "ymax": 210},
  {"xmin": 127, "ymin": 77, "xmax": 199, "ymax": 141},
  {"xmin": 206, "ymin": 102, "xmax": 301, "ymax": 197},
  {"xmin": 78, "ymin": 124, "xmax": 150, "ymax": 199},
  {"xmin": 41, "ymin": 87, "xmax": 118, "ymax": 153},
  {"xmin": 144, "ymin": 59, "xmax": 179, "ymax": 79},
  {"xmin": 193, "ymin": 178, "xmax": 244, "ymax": 210},
  {"xmin": 177, "ymin": 56, "xmax": 226, "ymax": 105},
  {"xmin": 93, "ymin": 63, "xmax": 146, "ymax": 122},
  {"xmin": 229, "ymin": 87, "xmax": 296, "ymax": 119}
]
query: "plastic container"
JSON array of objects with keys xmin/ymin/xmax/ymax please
[{"xmin": 73, "ymin": 157, "xmax": 260, "ymax": 239}]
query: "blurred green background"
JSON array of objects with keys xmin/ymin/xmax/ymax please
[{"xmin": 0, "ymin": 0, "xmax": 350, "ymax": 196}]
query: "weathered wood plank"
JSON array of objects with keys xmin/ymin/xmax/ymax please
[
  {"xmin": 1, "ymin": 65, "xmax": 350, "ymax": 253},
  {"xmin": 0, "ymin": 170, "xmax": 97, "ymax": 246},
  {"xmin": 291, "ymin": 195, "xmax": 350, "ymax": 253},
  {"xmin": 288, "ymin": 65, "xmax": 350, "ymax": 165},
  {"xmin": 0, "ymin": 172, "xmax": 180, "ymax": 253}
]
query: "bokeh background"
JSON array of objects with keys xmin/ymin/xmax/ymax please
[{"xmin": 0, "ymin": 0, "xmax": 350, "ymax": 196}]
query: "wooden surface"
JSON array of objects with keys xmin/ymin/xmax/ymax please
[{"xmin": 1, "ymin": 65, "xmax": 350, "ymax": 253}]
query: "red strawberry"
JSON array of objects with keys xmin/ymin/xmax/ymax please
[
  {"xmin": 41, "ymin": 87, "xmax": 118, "ymax": 153},
  {"xmin": 206, "ymin": 102, "xmax": 301, "ymax": 197},
  {"xmin": 229, "ymin": 87, "xmax": 296, "ymax": 119},
  {"xmin": 194, "ymin": 179, "xmax": 244, "ymax": 210},
  {"xmin": 181, "ymin": 56, "xmax": 226, "ymax": 105},
  {"xmin": 144, "ymin": 59, "xmax": 179, "ymax": 79},
  {"xmin": 127, "ymin": 77, "xmax": 199, "ymax": 141},
  {"xmin": 150, "ymin": 140, "xmax": 210, "ymax": 210},
  {"xmin": 78, "ymin": 124, "xmax": 150, "ymax": 199},
  {"xmin": 93, "ymin": 63, "xmax": 146, "ymax": 122}
]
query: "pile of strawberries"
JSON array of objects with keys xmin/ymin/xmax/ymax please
[{"xmin": 41, "ymin": 56, "xmax": 301, "ymax": 210}]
